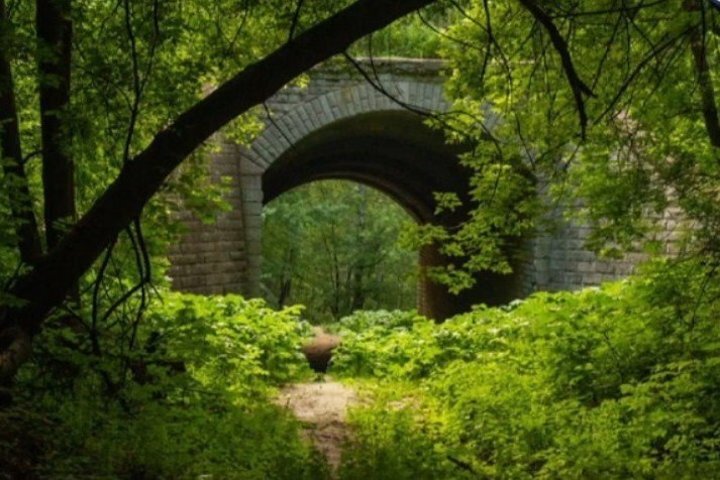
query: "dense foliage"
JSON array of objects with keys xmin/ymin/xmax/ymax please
[
  {"xmin": 331, "ymin": 259, "xmax": 720, "ymax": 479},
  {"xmin": 263, "ymin": 180, "xmax": 417, "ymax": 322},
  {"xmin": 1, "ymin": 293, "xmax": 326, "ymax": 479},
  {"xmin": 3, "ymin": 1, "xmax": 720, "ymax": 478},
  {"xmin": 393, "ymin": 0, "xmax": 720, "ymax": 293},
  {"xmin": 7, "ymin": 258, "xmax": 720, "ymax": 478}
]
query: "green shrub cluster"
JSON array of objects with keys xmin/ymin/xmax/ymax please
[
  {"xmin": 6, "ymin": 261, "xmax": 720, "ymax": 479},
  {"xmin": 146, "ymin": 294, "xmax": 313, "ymax": 393},
  {"xmin": 335, "ymin": 260, "xmax": 720, "ymax": 479},
  {"xmin": 330, "ymin": 309, "xmax": 438, "ymax": 378},
  {"xmin": 3, "ymin": 294, "xmax": 327, "ymax": 479}
]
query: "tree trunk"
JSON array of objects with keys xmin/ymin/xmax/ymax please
[
  {"xmin": 0, "ymin": 0, "xmax": 43, "ymax": 265},
  {"xmin": 687, "ymin": 2, "xmax": 720, "ymax": 149},
  {"xmin": 36, "ymin": 0, "xmax": 75, "ymax": 249},
  {"xmin": 351, "ymin": 185, "xmax": 368, "ymax": 311},
  {"xmin": 0, "ymin": 0, "xmax": 436, "ymax": 383}
]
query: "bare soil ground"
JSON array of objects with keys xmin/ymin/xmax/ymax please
[
  {"xmin": 276, "ymin": 380, "xmax": 357, "ymax": 473},
  {"xmin": 275, "ymin": 327, "xmax": 355, "ymax": 475}
]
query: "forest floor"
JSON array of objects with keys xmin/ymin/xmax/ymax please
[
  {"xmin": 275, "ymin": 327, "xmax": 355, "ymax": 474},
  {"xmin": 276, "ymin": 379, "xmax": 356, "ymax": 473}
]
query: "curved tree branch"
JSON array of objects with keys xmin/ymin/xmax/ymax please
[{"xmin": 0, "ymin": 0, "xmax": 437, "ymax": 382}]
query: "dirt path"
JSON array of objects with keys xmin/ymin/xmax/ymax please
[
  {"xmin": 275, "ymin": 327, "xmax": 355, "ymax": 475},
  {"xmin": 276, "ymin": 379, "xmax": 357, "ymax": 473}
]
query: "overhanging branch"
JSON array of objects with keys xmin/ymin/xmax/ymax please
[
  {"xmin": 517, "ymin": 0, "xmax": 595, "ymax": 138},
  {"xmin": 2, "ymin": 0, "xmax": 437, "ymax": 343}
]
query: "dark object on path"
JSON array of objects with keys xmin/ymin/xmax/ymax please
[{"xmin": 301, "ymin": 328, "xmax": 341, "ymax": 373}]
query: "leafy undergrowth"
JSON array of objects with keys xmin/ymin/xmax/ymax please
[
  {"xmin": 2, "ymin": 294, "xmax": 328, "ymax": 480},
  {"xmin": 4, "ymin": 259, "xmax": 720, "ymax": 479},
  {"xmin": 330, "ymin": 259, "xmax": 720, "ymax": 479}
]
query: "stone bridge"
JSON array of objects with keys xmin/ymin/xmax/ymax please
[{"xmin": 168, "ymin": 57, "xmax": 674, "ymax": 319}]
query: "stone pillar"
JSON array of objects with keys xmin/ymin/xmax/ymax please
[
  {"xmin": 418, "ymin": 240, "xmax": 531, "ymax": 321},
  {"xmin": 238, "ymin": 155, "xmax": 265, "ymax": 297},
  {"xmin": 418, "ymin": 243, "xmax": 461, "ymax": 320},
  {"xmin": 167, "ymin": 141, "xmax": 248, "ymax": 295}
]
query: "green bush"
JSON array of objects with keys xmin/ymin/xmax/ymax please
[
  {"xmin": 339, "ymin": 399, "xmax": 461, "ymax": 480},
  {"xmin": 337, "ymin": 259, "xmax": 720, "ymax": 479},
  {"xmin": 16, "ymin": 395, "xmax": 328, "ymax": 480},
  {"xmin": 330, "ymin": 310, "xmax": 439, "ymax": 378},
  {"xmin": 335, "ymin": 309, "xmax": 427, "ymax": 333},
  {"xmin": 5, "ymin": 293, "xmax": 326, "ymax": 479},
  {"xmin": 145, "ymin": 293, "xmax": 314, "ymax": 393},
  {"xmin": 7, "ymin": 261, "xmax": 720, "ymax": 479}
]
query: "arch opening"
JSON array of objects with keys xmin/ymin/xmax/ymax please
[
  {"xmin": 262, "ymin": 110, "xmax": 469, "ymax": 223},
  {"xmin": 260, "ymin": 110, "xmax": 527, "ymax": 319},
  {"xmin": 262, "ymin": 179, "xmax": 419, "ymax": 323}
]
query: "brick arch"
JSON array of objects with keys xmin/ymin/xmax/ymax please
[
  {"xmin": 169, "ymin": 65, "xmax": 535, "ymax": 318},
  {"xmin": 231, "ymin": 69, "xmax": 455, "ymax": 315},
  {"xmin": 261, "ymin": 110, "xmax": 464, "ymax": 219},
  {"xmin": 245, "ymin": 79, "xmax": 448, "ymax": 172},
  {"xmin": 250, "ymin": 77, "xmax": 480, "ymax": 315}
]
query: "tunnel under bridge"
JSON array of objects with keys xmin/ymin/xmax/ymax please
[{"xmin": 168, "ymin": 58, "xmax": 650, "ymax": 319}]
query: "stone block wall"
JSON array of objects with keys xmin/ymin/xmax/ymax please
[
  {"xmin": 167, "ymin": 139, "xmax": 249, "ymax": 295},
  {"xmin": 526, "ymin": 204, "xmax": 686, "ymax": 295},
  {"xmin": 167, "ymin": 57, "xmax": 685, "ymax": 313}
]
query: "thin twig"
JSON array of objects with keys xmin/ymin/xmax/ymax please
[{"xmin": 517, "ymin": 0, "xmax": 595, "ymax": 138}]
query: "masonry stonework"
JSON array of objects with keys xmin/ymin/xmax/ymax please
[
  {"xmin": 167, "ymin": 58, "xmax": 682, "ymax": 318},
  {"xmin": 168, "ymin": 138, "xmax": 248, "ymax": 295}
]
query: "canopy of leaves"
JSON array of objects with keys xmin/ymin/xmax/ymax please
[{"xmin": 412, "ymin": 0, "xmax": 720, "ymax": 290}]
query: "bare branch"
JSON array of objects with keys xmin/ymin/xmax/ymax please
[
  {"xmin": 122, "ymin": 0, "xmax": 161, "ymax": 164},
  {"xmin": 287, "ymin": 0, "xmax": 305, "ymax": 43},
  {"xmin": 594, "ymin": 29, "xmax": 687, "ymax": 123}
]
